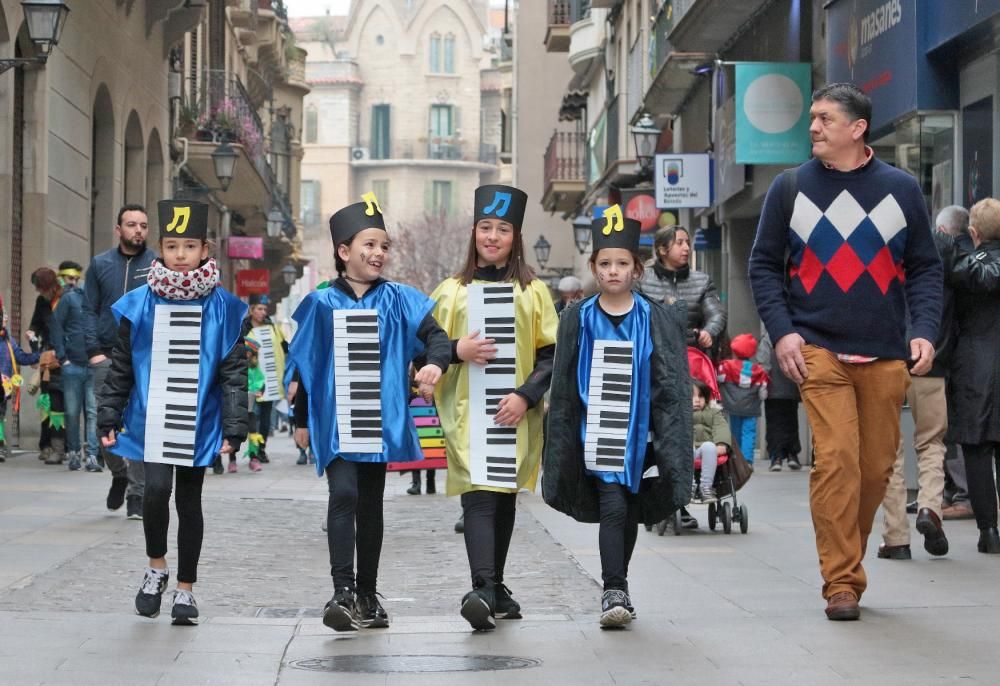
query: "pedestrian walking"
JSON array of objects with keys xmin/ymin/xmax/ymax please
[
  {"xmin": 748, "ymin": 83, "xmax": 942, "ymax": 621},
  {"xmin": 0, "ymin": 295, "xmax": 40, "ymax": 462},
  {"xmin": 97, "ymin": 200, "xmax": 248, "ymax": 625},
  {"xmin": 30, "ymin": 268, "xmax": 68, "ymax": 466},
  {"xmin": 429, "ymin": 184, "xmax": 558, "ymax": 631},
  {"xmin": 83, "ymin": 204, "xmax": 156, "ymax": 518},
  {"xmin": 241, "ymin": 294, "xmax": 286, "ymax": 464},
  {"xmin": 542, "ymin": 208, "xmax": 692, "ymax": 628},
  {"xmin": 757, "ymin": 333, "xmax": 802, "ymax": 471},
  {"xmin": 288, "ymin": 192, "xmax": 450, "ymax": 632},
  {"xmin": 716, "ymin": 333, "xmax": 769, "ymax": 467}
]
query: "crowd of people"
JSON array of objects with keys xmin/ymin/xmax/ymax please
[{"xmin": 1, "ymin": 82, "xmax": 999, "ymax": 632}]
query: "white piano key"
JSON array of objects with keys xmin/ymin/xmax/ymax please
[{"xmin": 333, "ymin": 310, "xmax": 383, "ymax": 453}]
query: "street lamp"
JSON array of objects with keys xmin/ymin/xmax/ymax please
[
  {"xmin": 533, "ymin": 235, "xmax": 551, "ymax": 271},
  {"xmin": 210, "ymin": 142, "xmax": 238, "ymax": 192},
  {"xmin": 266, "ymin": 207, "xmax": 284, "ymax": 238},
  {"xmin": 572, "ymin": 214, "xmax": 591, "ymax": 255},
  {"xmin": 281, "ymin": 262, "xmax": 297, "ymax": 286},
  {"xmin": 631, "ymin": 112, "xmax": 661, "ymax": 173},
  {"xmin": 0, "ymin": 1, "xmax": 70, "ymax": 73}
]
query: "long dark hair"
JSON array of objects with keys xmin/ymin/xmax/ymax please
[{"xmin": 455, "ymin": 224, "xmax": 536, "ymax": 289}]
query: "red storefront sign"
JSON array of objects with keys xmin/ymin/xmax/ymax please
[
  {"xmin": 227, "ymin": 236, "xmax": 264, "ymax": 260},
  {"xmin": 236, "ymin": 269, "xmax": 270, "ymax": 296},
  {"xmin": 623, "ymin": 191, "xmax": 660, "ymax": 232}
]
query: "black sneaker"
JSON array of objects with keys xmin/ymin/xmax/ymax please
[
  {"xmin": 322, "ymin": 587, "xmax": 360, "ymax": 632},
  {"xmin": 296, "ymin": 450, "xmax": 307, "ymax": 465},
  {"xmin": 460, "ymin": 579, "xmax": 496, "ymax": 631},
  {"xmin": 106, "ymin": 476, "xmax": 127, "ymax": 511},
  {"xmin": 171, "ymin": 589, "xmax": 199, "ymax": 625},
  {"xmin": 135, "ymin": 567, "xmax": 169, "ymax": 618},
  {"xmin": 680, "ymin": 508, "xmax": 698, "ymax": 529},
  {"xmin": 454, "ymin": 513, "xmax": 464, "ymax": 533},
  {"xmin": 494, "ymin": 583, "xmax": 522, "ymax": 619},
  {"xmin": 212, "ymin": 455, "xmax": 224, "ymax": 475},
  {"xmin": 769, "ymin": 457, "xmax": 782, "ymax": 472},
  {"xmin": 257, "ymin": 448, "xmax": 269, "ymax": 464},
  {"xmin": 599, "ymin": 589, "xmax": 632, "ymax": 628},
  {"xmin": 786, "ymin": 456, "xmax": 802, "ymax": 471},
  {"xmin": 356, "ymin": 591, "xmax": 389, "ymax": 628},
  {"xmin": 126, "ymin": 495, "xmax": 143, "ymax": 520}
]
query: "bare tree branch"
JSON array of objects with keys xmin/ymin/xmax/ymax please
[{"xmin": 387, "ymin": 211, "xmax": 471, "ymax": 293}]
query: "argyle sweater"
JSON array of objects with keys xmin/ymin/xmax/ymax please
[{"xmin": 749, "ymin": 157, "xmax": 942, "ymax": 360}]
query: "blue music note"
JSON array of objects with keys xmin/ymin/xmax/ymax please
[{"xmin": 483, "ymin": 191, "xmax": 512, "ymax": 218}]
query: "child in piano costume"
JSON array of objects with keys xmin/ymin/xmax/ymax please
[
  {"xmin": 429, "ymin": 184, "xmax": 559, "ymax": 631},
  {"xmin": 288, "ymin": 192, "xmax": 451, "ymax": 632},
  {"xmin": 98, "ymin": 200, "xmax": 249, "ymax": 626},
  {"xmin": 542, "ymin": 207, "xmax": 692, "ymax": 628},
  {"xmin": 241, "ymin": 294, "xmax": 286, "ymax": 465}
]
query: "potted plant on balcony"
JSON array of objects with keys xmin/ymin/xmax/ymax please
[
  {"xmin": 177, "ymin": 100, "xmax": 201, "ymax": 139},
  {"xmin": 197, "ymin": 98, "xmax": 241, "ymax": 143}
]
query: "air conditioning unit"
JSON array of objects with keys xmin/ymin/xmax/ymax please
[{"xmin": 351, "ymin": 147, "xmax": 370, "ymax": 161}]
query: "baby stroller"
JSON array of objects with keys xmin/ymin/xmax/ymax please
[{"xmin": 655, "ymin": 347, "xmax": 753, "ymax": 536}]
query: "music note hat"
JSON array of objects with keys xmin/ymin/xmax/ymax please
[
  {"xmin": 591, "ymin": 205, "xmax": 641, "ymax": 252},
  {"xmin": 157, "ymin": 200, "xmax": 209, "ymax": 240},
  {"xmin": 474, "ymin": 184, "xmax": 528, "ymax": 231},
  {"xmin": 329, "ymin": 192, "xmax": 387, "ymax": 245}
]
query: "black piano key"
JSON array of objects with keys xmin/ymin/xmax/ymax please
[
  {"xmin": 351, "ymin": 409, "xmax": 381, "ymax": 418},
  {"xmin": 166, "ymin": 386, "xmax": 198, "ymax": 393},
  {"xmin": 600, "ymin": 419, "xmax": 630, "ymax": 430},
  {"xmin": 595, "ymin": 458, "xmax": 625, "ymax": 468},
  {"xmin": 164, "ymin": 441, "xmax": 195, "ymax": 450},
  {"xmin": 601, "ymin": 391, "xmax": 631, "ymax": 403},
  {"xmin": 485, "ymin": 456, "xmax": 517, "ymax": 464},
  {"xmin": 164, "ymin": 412, "xmax": 196, "ymax": 421},
  {"xmin": 164, "ymin": 421, "xmax": 196, "ymax": 431},
  {"xmin": 485, "ymin": 317, "xmax": 515, "ymax": 324},
  {"xmin": 603, "ymin": 346, "xmax": 632, "ymax": 356},
  {"xmin": 347, "ymin": 353, "xmax": 380, "ymax": 362},
  {"xmin": 346, "ymin": 325, "xmax": 379, "ymax": 334},
  {"xmin": 604, "ymin": 383, "xmax": 631, "ymax": 394},
  {"xmin": 597, "ymin": 437, "xmax": 627, "ymax": 447},
  {"xmin": 486, "ymin": 367, "xmax": 516, "ymax": 375},
  {"xmin": 351, "ymin": 420, "xmax": 382, "ymax": 428},
  {"xmin": 603, "ymin": 373, "xmax": 631, "ymax": 383},
  {"xmin": 351, "ymin": 430, "xmax": 383, "ymax": 438},
  {"xmin": 163, "ymin": 452, "xmax": 195, "ymax": 460},
  {"xmin": 487, "ymin": 437, "xmax": 516, "ymax": 445},
  {"xmin": 484, "ymin": 297, "xmax": 514, "ymax": 305},
  {"xmin": 489, "ymin": 337, "xmax": 515, "ymax": 344},
  {"xmin": 348, "ymin": 342, "xmax": 380, "ymax": 351},
  {"xmin": 603, "ymin": 355, "xmax": 633, "ymax": 366},
  {"xmin": 347, "ymin": 363, "xmax": 380, "ymax": 372},
  {"xmin": 600, "ymin": 410, "xmax": 629, "ymax": 420}
]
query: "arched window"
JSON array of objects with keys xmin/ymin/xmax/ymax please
[
  {"xmin": 444, "ymin": 33, "xmax": 456, "ymax": 73},
  {"xmin": 429, "ymin": 32, "xmax": 441, "ymax": 73}
]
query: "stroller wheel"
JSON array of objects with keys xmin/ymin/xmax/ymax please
[
  {"xmin": 739, "ymin": 504, "xmax": 749, "ymax": 534},
  {"xmin": 722, "ymin": 502, "xmax": 732, "ymax": 534},
  {"xmin": 707, "ymin": 502, "xmax": 717, "ymax": 531},
  {"xmin": 656, "ymin": 519, "xmax": 669, "ymax": 536}
]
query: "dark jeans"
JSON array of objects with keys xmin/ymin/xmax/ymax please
[
  {"xmin": 962, "ymin": 442, "xmax": 1000, "ymax": 530},
  {"xmin": 143, "ymin": 461, "xmax": 206, "ymax": 584},
  {"xmin": 597, "ymin": 480, "xmax": 639, "ymax": 591},
  {"xmin": 765, "ymin": 398, "xmax": 801, "ymax": 460},
  {"xmin": 326, "ymin": 458, "xmax": 387, "ymax": 592},
  {"xmin": 461, "ymin": 489, "xmax": 517, "ymax": 586}
]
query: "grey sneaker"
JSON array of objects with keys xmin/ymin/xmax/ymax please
[
  {"xmin": 135, "ymin": 567, "xmax": 169, "ymax": 618},
  {"xmin": 171, "ymin": 589, "xmax": 199, "ymax": 626},
  {"xmin": 67, "ymin": 451, "xmax": 82, "ymax": 471},
  {"xmin": 600, "ymin": 589, "xmax": 632, "ymax": 628},
  {"xmin": 126, "ymin": 495, "xmax": 143, "ymax": 520},
  {"xmin": 84, "ymin": 454, "xmax": 103, "ymax": 472},
  {"xmin": 698, "ymin": 486, "xmax": 718, "ymax": 503}
]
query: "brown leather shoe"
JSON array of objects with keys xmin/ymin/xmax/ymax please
[
  {"xmin": 877, "ymin": 543, "xmax": 911, "ymax": 560},
  {"xmin": 942, "ymin": 503, "xmax": 975, "ymax": 520},
  {"xmin": 825, "ymin": 592, "xmax": 860, "ymax": 621},
  {"xmin": 915, "ymin": 508, "xmax": 949, "ymax": 556}
]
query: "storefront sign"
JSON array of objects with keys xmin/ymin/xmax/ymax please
[
  {"xmin": 236, "ymin": 269, "xmax": 270, "ymax": 297},
  {"xmin": 617, "ymin": 190, "xmax": 679, "ymax": 247},
  {"xmin": 735, "ymin": 63, "xmax": 812, "ymax": 164},
  {"xmin": 227, "ymin": 236, "xmax": 264, "ymax": 260},
  {"xmin": 654, "ymin": 154, "xmax": 711, "ymax": 209}
]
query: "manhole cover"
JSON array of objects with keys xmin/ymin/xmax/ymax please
[{"xmin": 288, "ymin": 654, "xmax": 542, "ymax": 673}]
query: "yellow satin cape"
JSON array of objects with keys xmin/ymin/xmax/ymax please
[{"xmin": 430, "ymin": 277, "xmax": 558, "ymax": 496}]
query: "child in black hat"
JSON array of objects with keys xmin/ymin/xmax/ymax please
[
  {"xmin": 541, "ymin": 205, "xmax": 693, "ymax": 628},
  {"xmin": 287, "ymin": 191, "xmax": 451, "ymax": 632},
  {"xmin": 98, "ymin": 199, "xmax": 248, "ymax": 625}
]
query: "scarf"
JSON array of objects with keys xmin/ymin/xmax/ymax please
[{"xmin": 147, "ymin": 258, "xmax": 220, "ymax": 300}]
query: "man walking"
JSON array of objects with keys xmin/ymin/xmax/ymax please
[
  {"xmin": 749, "ymin": 83, "xmax": 942, "ymax": 621},
  {"xmin": 83, "ymin": 204, "xmax": 156, "ymax": 519}
]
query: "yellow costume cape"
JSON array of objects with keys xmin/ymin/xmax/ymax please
[{"xmin": 431, "ymin": 277, "xmax": 558, "ymax": 495}]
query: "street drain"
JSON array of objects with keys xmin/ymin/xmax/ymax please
[{"xmin": 288, "ymin": 654, "xmax": 542, "ymax": 673}]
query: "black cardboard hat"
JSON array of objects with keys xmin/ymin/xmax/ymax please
[
  {"xmin": 248, "ymin": 294, "xmax": 269, "ymax": 306},
  {"xmin": 474, "ymin": 184, "xmax": 528, "ymax": 231},
  {"xmin": 329, "ymin": 192, "xmax": 386, "ymax": 245},
  {"xmin": 591, "ymin": 204, "xmax": 641, "ymax": 252},
  {"xmin": 158, "ymin": 200, "xmax": 209, "ymax": 240}
]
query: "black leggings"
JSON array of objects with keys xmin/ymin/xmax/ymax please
[
  {"xmin": 597, "ymin": 480, "xmax": 640, "ymax": 591},
  {"xmin": 962, "ymin": 442, "xmax": 1000, "ymax": 530},
  {"xmin": 461, "ymin": 490, "xmax": 517, "ymax": 586},
  {"xmin": 143, "ymin": 462, "xmax": 206, "ymax": 584},
  {"xmin": 326, "ymin": 458, "xmax": 387, "ymax": 592}
]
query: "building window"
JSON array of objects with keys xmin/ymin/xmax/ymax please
[
  {"xmin": 372, "ymin": 180, "xmax": 389, "ymax": 210},
  {"xmin": 300, "ymin": 180, "xmax": 321, "ymax": 225},
  {"xmin": 305, "ymin": 107, "xmax": 318, "ymax": 144},
  {"xmin": 444, "ymin": 34, "xmax": 456, "ymax": 73},
  {"xmin": 429, "ymin": 180, "xmax": 452, "ymax": 215},
  {"xmin": 371, "ymin": 104, "xmax": 391, "ymax": 159},
  {"xmin": 429, "ymin": 32, "xmax": 441, "ymax": 73},
  {"xmin": 429, "ymin": 105, "xmax": 458, "ymax": 158}
]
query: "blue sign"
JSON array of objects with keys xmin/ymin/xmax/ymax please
[{"xmin": 735, "ymin": 63, "xmax": 812, "ymax": 165}]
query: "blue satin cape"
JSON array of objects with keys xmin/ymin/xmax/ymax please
[
  {"xmin": 576, "ymin": 294, "xmax": 653, "ymax": 492},
  {"xmin": 110, "ymin": 285, "xmax": 247, "ymax": 467},
  {"xmin": 286, "ymin": 281, "xmax": 434, "ymax": 475}
]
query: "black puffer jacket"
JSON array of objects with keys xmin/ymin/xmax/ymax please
[
  {"xmin": 945, "ymin": 239, "xmax": 1000, "ymax": 445},
  {"xmin": 97, "ymin": 319, "xmax": 248, "ymax": 451},
  {"xmin": 638, "ymin": 261, "xmax": 726, "ymax": 349}
]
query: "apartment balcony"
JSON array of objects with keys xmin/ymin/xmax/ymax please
[
  {"xmin": 286, "ymin": 46, "xmax": 309, "ymax": 94},
  {"xmin": 306, "ymin": 59, "xmax": 363, "ymax": 87},
  {"xmin": 546, "ymin": 0, "xmax": 591, "ymax": 53},
  {"xmin": 351, "ymin": 139, "xmax": 498, "ymax": 171},
  {"xmin": 542, "ymin": 129, "xmax": 587, "ymax": 213},
  {"xmin": 642, "ymin": 3, "xmax": 712, "ymax": 117},
  {"xmin": 568, "ymin": 8, "xmax": 604, "ymax": 75},
  {"xmin": 669, "ymin": 0, "xmax": 773, "ymax": 53}
]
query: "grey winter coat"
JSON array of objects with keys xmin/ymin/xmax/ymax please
[{"xmin": 637, "ymin": 261, "xmax": 726, "ymax": 348}]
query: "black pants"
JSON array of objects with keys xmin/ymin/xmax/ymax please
[
  {"xmin": 40, "ymin": 379, "xmax": 65, "ymax": 449},
  {"xmin": 764, "ymin": 398, "xmax": 800, "ymax": 460},
  {"xmin": 597, "ymin": 480, "xmax": 639, "ymax": 591},
  {"xmin": 461, "ymin": 490, "xmax": 517, "ymax": 586},
  {"xmin": 962, "ymin": 442, "xmax": 1000, "ymax": 530},
  {"xmin": 257, "ymin": 400, "xmax": 273, "ymax": 446},
  {"xmin": 143, "ymin": 461, "xmax": 206, "ymax": 584},
  {"xmin": 326, "ymin": 458, "xmax": 387, "ymax": 592}
]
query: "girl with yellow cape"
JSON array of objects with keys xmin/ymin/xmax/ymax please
[{"xmin": 430, "ymin": 184, "xmax": 559, "ymax": 631}]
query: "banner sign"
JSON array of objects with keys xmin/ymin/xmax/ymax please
[
  {"xmin": 654, "ymin": 154, "xmax": 711, "ymax": 209},
  {"xmin": 735, "ymin": 62, "xmax": 812, "ymax": 164},
  {"xmin": 227, "ymin": 236, "xmax": 264, "ymax": 260},
  {"xmin": 236, "ymin": 269, "xmax": 270, "ymax": 297}
]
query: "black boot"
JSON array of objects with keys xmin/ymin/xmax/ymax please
[
  {"xmin": 978, "ymin": 528, "xmax": 1000, "ymax": 554},
  {"xmin": 426, "ymin": 470, "xmax": 436, "ymax": 494},
  {"xmin": 407, "ymin": 471, "xmax": 421, "ymax": 495},
  {"xmin": 460, "ymin": 577, "xmax": 496, "ymax": 631}
]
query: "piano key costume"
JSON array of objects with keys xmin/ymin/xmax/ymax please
[
  {"xmin": 541, "ymin": 209, "xmax": 693, "ymax": 615},
  {"xmin": 288, "ymin": 194, "xmax": 451, "ymax": 624},
  {"xmin": 242, "ymin": 294, "xmax": 286, "ymax": 463},
  {"xmin": 97, "ymin": 200, "xmax": 249, "ymax": 592},
  {"xmin": 429, "ymin": 184, "xmax": 558, "ymax": 625}
]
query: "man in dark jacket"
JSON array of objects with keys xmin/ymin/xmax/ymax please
[{"xmin": 83, "ymin": 204, "xmax": 156, "ymax": 519}]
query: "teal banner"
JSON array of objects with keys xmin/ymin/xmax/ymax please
[{"xmin": 735, "ymin": 62, "xmax": 812, "ymax": 164}]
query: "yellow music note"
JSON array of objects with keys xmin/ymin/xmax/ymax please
[
  {"xmin": 362, "ymin": 192, "xmax": 383, "ymax": 217},
  {"xmin": 602, "ymin": 205, "xmax": 624, "ymax": 235},
  {"xmin": 165, "ymin": 206, "xmax": 191, "ymax": 234}
]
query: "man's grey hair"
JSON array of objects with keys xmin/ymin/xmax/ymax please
[{"xmin": 935, "ymin": 205, "xmax": 969, "ymax": 236}]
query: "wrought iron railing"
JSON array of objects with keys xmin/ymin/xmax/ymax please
[{"xmin": 544, "ymin": 129, "xmax": 587, "ymax": 186}]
